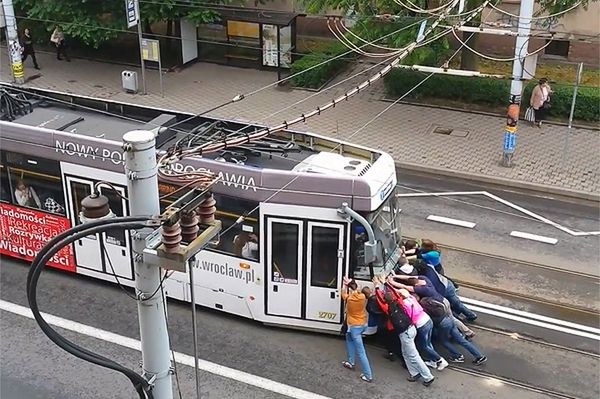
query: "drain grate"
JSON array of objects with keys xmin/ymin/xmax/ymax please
[{"xmin": 433, "ymin": 127, "xmax": 453, "ymax": 135}]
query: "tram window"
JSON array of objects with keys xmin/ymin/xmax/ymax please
[
  {"xmin": 5, "ymin": 152, "xmax": 66, "ymax": 215},
  {"xmin": 271, "ymin": 222, "xmax": 299, "ymax": 284},
  {"xmin": 70, "ymin": 181, "xmax": 93, "ymax": 225},
  {"xmin": 0, "ymin": 163, "xmax": 11, "ymax": 202},
  {"xmin": 310, "ymin": 226, "xmax": 339, "ymax": 288},
  {"xmin": 100, "ymin": 186, "xmax": 127, "ymax": 246},
  {"xmin": 210, "ymin": 193, "xmax": 259, "ymax": 261}
]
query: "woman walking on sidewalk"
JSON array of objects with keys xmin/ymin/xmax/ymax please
[
  {"xmin": 530, "ymin": 78, "xmax": 552, "ymax": 128},
  {"xmin": 341, "ymin": 277, "xmax": 373, "ymax": 383},
  {"xmin": 50, "ymin": 25, "xmax": 70, "ymax": 62},
  {"xmin": 21, "ymin": 28, "xmax": 40, "ymax": 69}
]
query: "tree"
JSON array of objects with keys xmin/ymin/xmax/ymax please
[
  {"xmin": 302, "ymin": 0, "xmax": 452, "ymax": 66},
  {"xmin": 459, "ymin": 0, "xmax": 596, "ymax": 70},
  {"xmin": 13, "ymin": 0, "xmax": 241, "ymax": 49}
]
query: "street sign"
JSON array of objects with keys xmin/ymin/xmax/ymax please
[
  {"xmin": 125, "ymin": 0, "xmax": 139, "ymax": 28},
  {"xmin": 503, "ymin": 130, "xmax": 516, "ymax": 153},
  {"xmin": 141, "ymin": 38, "xmax": 160, "ymax": 62}
]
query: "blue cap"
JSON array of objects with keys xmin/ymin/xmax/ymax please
[
  {"xmin": 355, "ymin": 226, "xmax": 366, "ymax": 234},
  {"xmin": 421, "ymin": 251, "xmax": 440, "ymax": 266}
]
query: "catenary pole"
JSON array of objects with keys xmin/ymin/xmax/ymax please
[
  {"xmin": 2, "ymin": 0, "xmax": 24, "ymax": 84},
  {"xmin": 123, "ymin": 130, "xmax": 173, "ymax": 399},
  {"xmin": 502, "ymin": 0, "xmax": 535, "ymax": 167}
]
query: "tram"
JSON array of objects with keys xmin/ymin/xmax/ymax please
[{"xmin": 0, "ymin": 86, "xmax": 401, "ymax": 333}]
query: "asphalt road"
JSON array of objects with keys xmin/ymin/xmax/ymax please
[{"xmin": 2, "ymin": 258, "xmax": 598, "ymax": 399}]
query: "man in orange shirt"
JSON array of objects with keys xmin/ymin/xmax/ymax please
[{"xmin": 341, "ymin": 277, "xmax": 373, "ymax": 382}]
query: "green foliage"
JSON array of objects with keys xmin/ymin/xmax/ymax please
[
  {"xmin": 384, "ymin": 69, "xmax": 600, "ymax": 121},
  {"xmin": 291, "ymin": 40, "xmax": 355, "ymax": 88},
  {"xmin": 13, "ymin": 0, "xmax": 240, "ymax": 48}
]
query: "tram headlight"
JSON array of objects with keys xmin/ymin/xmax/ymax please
[{"xmin": 79, "ymin": 194, "xmax": 115, "ymax": 224}]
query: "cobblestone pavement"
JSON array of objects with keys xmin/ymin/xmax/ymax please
[{"xmin": 2, "ymin": 49, "xmax": 599, "ymax": 197}]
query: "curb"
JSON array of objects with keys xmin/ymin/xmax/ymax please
[
  {"xmin": 381, "ymin": 97, "xmax": 600, "ymax": 131},
  {"xmin": 396, "ymin": 161, "xmax": 600, "ymax": 203}
]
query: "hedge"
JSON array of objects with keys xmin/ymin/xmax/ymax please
[
  {"xmin": 384, "ymin": 68, "xmax": 600, "ymax": 122},
  {"xmin": 290, "ymin": 41, "xmax": 356, "ymax": 89}
]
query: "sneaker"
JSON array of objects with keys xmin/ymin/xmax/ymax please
[
  {"xmin": 407, "ymin": 374, "xmax": 420, "ymax": 382},
  {"xmin": 450, "ymin": 355, "xmax": 465, "ymax": 363},
  {"xmin": 465, "ymin": 315, "xmax": 478, "ymax": 322},
  {"xmin": 383, "ymin": 351, "xmax": 395, "ymax": 361},
  {"xmin": 360, "ymin": 374, "xmax": 372, "ymax": 383},
  {"xmin": 341, "ymin": 361, "xmax": 354, "ymax": 370},
  {"xmin": 473, "ymin": 356, "xmax": 487, "ymax": 365},
  {"xmin": 425, "ymin": 360, "xmax": 438, "ymax": 368},
  {"xmin": 437, "ymin": 358, "xmax": 449, "ymax": 371},
  {"xmin": 423, "ymin": 377, "xmax": 435, "ymax": 387}
]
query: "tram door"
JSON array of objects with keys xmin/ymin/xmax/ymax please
[
  {"xmin": 305, "ymin": 222, "xmax": 344, "ymax": 323},
  {"xmin": 266, "ymin": 218, "xmax": 303, "ymax": 318},
  {"xmin": 266, "ymin": 216, "xmax": 345, "ymax": 323},
  {"xmin": 61, "ymin": 163, "xmax": 133, "ymax": 280}
]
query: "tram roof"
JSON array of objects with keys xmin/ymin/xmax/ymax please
[{"xmin": 4, "ymin": 87, "xmax": 382, "ymax": 174}]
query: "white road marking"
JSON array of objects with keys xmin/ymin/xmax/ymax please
[
  {"xmin": 509, "ymin": 231, "xmax": 558, "ymax": 245},
  {"xmin": 397, "ymin": 191, "xmax": 600, "ymax": 237},
  {"xmin": 427, "ymin": 215, "xmax": 476, "ymax": 228},
  {"xmin": 465, "ymin": 304, "xmax": 600, "ymax": 341},
  {"xmin": 460, "ymin": 297, "xmax": 600, "ymax": 335},
  {"xmin": 0, "ymin": 299, "xmax": 332, "ymax": 399}
]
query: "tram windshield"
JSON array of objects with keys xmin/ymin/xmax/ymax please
[{"xmin": 352, "ymin": 188, "xmax": 402, "ymax": 280}]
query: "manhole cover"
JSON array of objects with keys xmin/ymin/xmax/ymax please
[{"xmin": 431, "ymin": 125, "xmax": 470, "ymax": 138}]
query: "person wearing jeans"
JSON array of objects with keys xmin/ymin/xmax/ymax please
[
  {"xmin": 437, "ymin": 315, "xmax": 487, "ymax": 365},
  {"xmin": 445, "ymin": 281, "xmax": 477, "ymax": 321},
  {"xmin": 399, "ymin": 325, "xmax": 435, "ymax": 386},
  {"xmin": 341, "ymin": 277, "xmax": 373, "ymax": 382}
]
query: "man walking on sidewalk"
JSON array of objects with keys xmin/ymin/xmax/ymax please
[{"xmin": 21, "ymin": 28, "xmax": 40, "ymax": 70}]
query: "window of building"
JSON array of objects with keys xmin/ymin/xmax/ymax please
[
  {"xmin": 270, "ymin": 222, "xmax": 299, "ymax": 284},
  {"xmin": 545, "ymin": 40, "xmax": 570, "ymax": 58},
  {"xmin": 5, "ymin": 152, "xmax": 66, "ymax": 215}
]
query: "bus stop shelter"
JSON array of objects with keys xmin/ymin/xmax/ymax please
[{"xmin": 196, "ymin": 7, "xmax": 303, "ymax": 80}]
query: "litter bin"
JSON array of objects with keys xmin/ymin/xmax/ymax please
[{"xmin": 122, "ymin": 70, "xmax": 138, "ymax": 93}]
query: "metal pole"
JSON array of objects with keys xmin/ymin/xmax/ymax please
[
  {"xmin": 123, "ymin": 130, "xmax": 172, "ymax": 399},
  {"xmin": 136, "ymin": 0, "xmax": 147, "ymax": 95},
  {"xmin": 159, "ymin": 56, "xmax": 164, "ymax": 98},
  {"xmin": 2, "ymin": 0, "xmax": 24, "ymax": 84},
  {"xmin": 561, "ymin": 62, "xmax": 583, "ymax": 168},
  {"xmin": 502, "ymin": 0, "xmax": 534, "ymax": 167},
  {"xmin": 188, "ymin": 257, "xmax": 201, "ymax": 399}
]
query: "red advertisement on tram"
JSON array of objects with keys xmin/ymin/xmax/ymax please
[{"xmin": 0, "ymin": 202, "xmax": 76, "ymax": 272}]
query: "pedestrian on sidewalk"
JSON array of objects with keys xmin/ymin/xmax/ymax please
[
  {"xmin": 50, "ymin": 25, "xmax": 70, "ymax": 62},
  {"xmin": 530, "ymin": 78, "xmax": 552, "ymax": 128},
  {"xmin": 340, "ymin": 277, "xmax": 373, "ymax": 383},
  {"xmin": 21, "ymin": 28, "xmax": 40, "ymax": 70}
]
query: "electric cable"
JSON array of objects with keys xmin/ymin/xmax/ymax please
[
  {"xmin": 451, "ymin": 27, "xmax": 555, "ymax": 62},
  {"xmin": 27, "ymin": 216, "xmax": 155, "ymax": 399},
  {"xmin": 489, "ymin": 1, "xmax": 583, "ymax": 21}
]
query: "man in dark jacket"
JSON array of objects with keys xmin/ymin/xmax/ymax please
[{"xmin": 21, "ymin": 28, "xmax": 40, "ymax": 69}]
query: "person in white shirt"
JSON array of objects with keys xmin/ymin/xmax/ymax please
[
  {"xmin": 233, "ymin": 232, "xmax": 258, "ymax": 260},
  {"xmin": 14, "ymin": 179, "xmax": 41, "ymax": 208}
]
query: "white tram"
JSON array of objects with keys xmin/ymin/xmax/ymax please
[{"xmin": 0, "ymin": 87, "xmax": 401, "ymax": 333}]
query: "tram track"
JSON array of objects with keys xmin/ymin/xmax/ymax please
[
  {"xmin": 450, "ymin": 365, "xmax": 583, "ymax": 399},
  {"xmin": 437, "ymin": 243, "xmax": 600, "ymax": 281}
]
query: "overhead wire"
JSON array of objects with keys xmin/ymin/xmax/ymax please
[
  {"xmin": 488, "ymin": 1, "xmax": 583, "ymax": 20},
  {"xmin": 159, "ymin": 0, "xmax": 487, "ymax": 172}
]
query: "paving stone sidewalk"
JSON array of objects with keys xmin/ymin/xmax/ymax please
[{"xmin": 2, "ymin": 49, "xmax": 599, "ymax": 198}]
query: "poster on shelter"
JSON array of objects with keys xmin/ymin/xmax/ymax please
[
  {"xmin": 0, "ymin": 202, "xmax": 76, "ymax": 271},
  {"xmin": 262, "ymin": 24, "xmax": 278, "ymax": 67}
]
